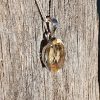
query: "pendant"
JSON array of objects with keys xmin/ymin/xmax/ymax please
[{"xmin": 41, "ymin": 38, "xmax": 65, "ymax": 72}]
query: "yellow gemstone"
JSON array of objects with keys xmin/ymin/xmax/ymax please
[{"xmin": 42, "ymin": 38, "xmax": 65, "ymax": 72}]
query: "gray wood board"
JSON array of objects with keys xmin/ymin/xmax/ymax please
[{"xmin": 0, "ymin": 0, "xmax": 99, "ymax": 100}]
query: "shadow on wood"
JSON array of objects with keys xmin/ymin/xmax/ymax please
[
  {"xmin": 97, "ymin": 0, "xmax": 100, "ymax": 92},
  {"xmin": 40, "ymin": 32, "xmax": 48, "ymax": 68}
]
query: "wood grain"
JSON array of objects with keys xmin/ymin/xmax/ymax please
[{"xmin": 0, "ymin": 0, "xmax": 99, "ymax": 100}]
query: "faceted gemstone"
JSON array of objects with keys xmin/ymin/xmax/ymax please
[{"xmin": 42, "ymin": 38, "xmax": 65, "ymax": 72}]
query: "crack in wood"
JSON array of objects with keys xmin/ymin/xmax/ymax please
[
  {"xmin": 0, "ymin": 34, "xmax": 3, "ymax": 60},
  {"xmin": 8, "ymin": 35, "xmax": 11, "ymax": 59}
]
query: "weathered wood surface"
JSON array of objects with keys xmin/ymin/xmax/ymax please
[{"xmin": 0, "ymin": 0, "xmax": 99, "ymax": 100}]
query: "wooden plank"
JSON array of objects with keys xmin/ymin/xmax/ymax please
[{"xmin": 0, "ymin": 0, "xmax": 99, "ymax": 100}]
